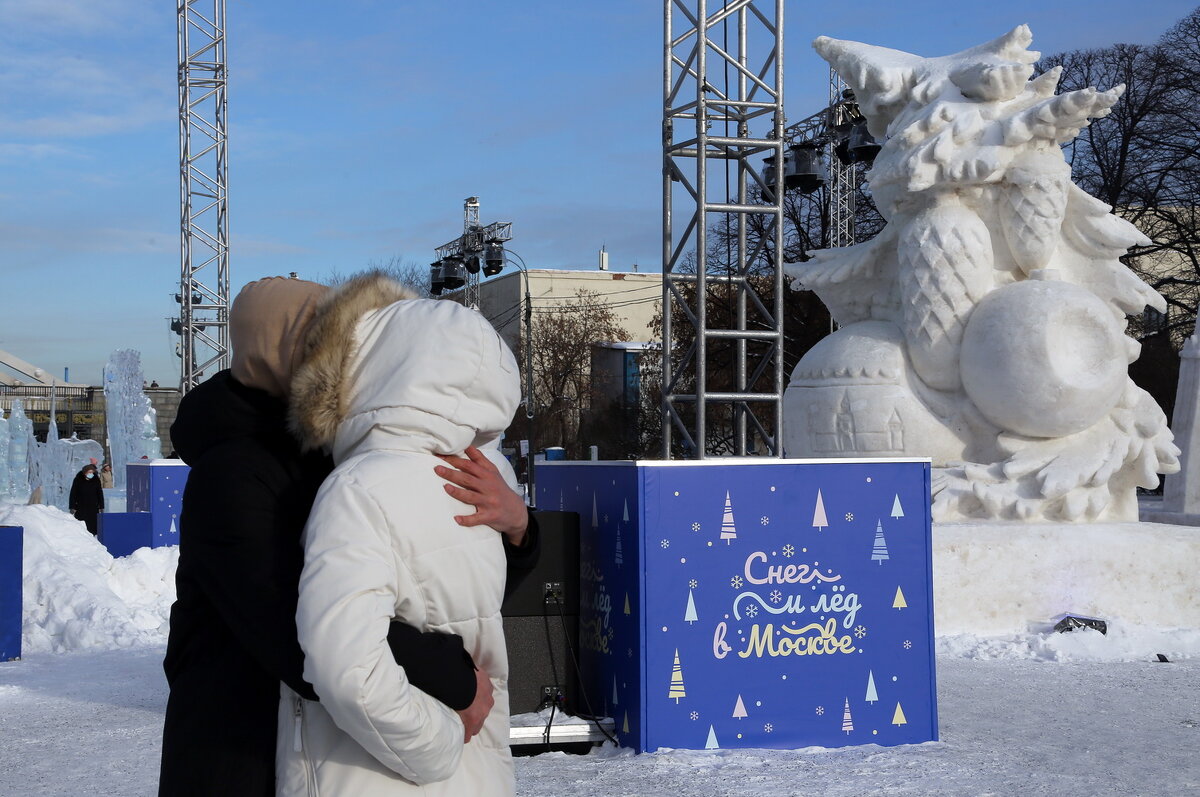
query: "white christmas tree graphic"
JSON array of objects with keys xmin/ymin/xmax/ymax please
[
  {"xmin": 623, "ymin": 498, "xmax": 629, "ymax": 524},
  {"xmin": 592, "ymin": 492, "xmax": 598, "ymax": 529},
  {"xmin": 893, "ymin": 585, "xmax": 908, "ymax": 609},
  {"xmin": 871, "ymin": 520, "xmax": 890, "ymax": 564},
  {"xmin": 684, "ymin": 589, "xmax": 698, "ymax": 624},
  {"xmin": 841, "ymin": 698, "xmax": 854, "ymax": 734},
  {"xmin": 720, "ymin": 491, "xmax": 737, "ymax": 544},
  {"xmin": 668, "ymin": 649, "xmax": 686, "ymax": 703},
  {"xmin": 865, "ymin": 671, "xmax": 878, "ymax": 704},
  {"xmin": 812, "ymin": 488, "xmax": 828, "ymax": 531},
  {"xmin": 891, "ymin": 493, "xmax": 905, "ymax": 518},
  {"xmin": 732, "ymin": 695, "xmax": 748, "ymax": 719},
  {"xmin": 705, "ymin": 725, "xmax": 719, "ymax": 749},
  {"xmin": 169, "ymin": 518, "xmax": 177, "ymax": 536},
  {"xmin": 892, "ymin": 702, "xmax": 908, "ymax": 726}
]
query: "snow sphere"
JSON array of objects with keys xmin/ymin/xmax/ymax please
[{"xmin": 959, "ymin": 276, "xmax": 1126, "ymax": 438}]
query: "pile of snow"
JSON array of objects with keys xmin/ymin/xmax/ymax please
[{"xmin": 0, "ymin": 503, "xmax": 177, "ymax": 653}]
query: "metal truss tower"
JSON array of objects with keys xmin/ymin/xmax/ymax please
[
  {"xmin": 662, "ymin": 0, "xmax": 786, "ymax": 459},
  {"xmin": 176, "ymin": 0, "xmax": 230, "ymax": 392},
  {"xmin": 827, "ymin": 69, "xmax": 857, "ymax": 249},
  {"xmin": 434, "ymin": 197, "xmax": 512, "ymax": 310}
]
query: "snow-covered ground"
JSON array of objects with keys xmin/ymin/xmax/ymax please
[{"xmin": 1, "ymin": 503, "xmax": 1198, "ymax": 796}]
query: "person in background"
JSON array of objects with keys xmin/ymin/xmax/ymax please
[
  {"xmin": 68, "ymin": 463, "xmax": 104, "ymax": 535},
  {"xmin": 159, "ymin": 276, "xmax": 538, "ymax": 797},
  {"xmin": 99, "ymin": 463, "xmax": 114, "ymax": 489}
]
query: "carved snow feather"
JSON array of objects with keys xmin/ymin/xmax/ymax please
[
  {"xmin": 897, "ymin": 201, "xmax": 993, "ymax": 390},
  {"xmin": 999, "ymin": 156, "xmax": 1069, "ymax": 273}
]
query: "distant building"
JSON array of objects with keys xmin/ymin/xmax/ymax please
[{"xmin": 456, "ymin": 268, "xmax": 662, "ymax": 352}]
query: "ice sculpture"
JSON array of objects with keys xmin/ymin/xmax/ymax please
[
  {"xmin": 782, "ymin": 26, "xmax": 1179, "ymax": 522},
  {"xmin": 7, "ymin": 400, "xmax": 33, "ymax": 500},
  {"xmin": 1163, "ymin": 331, "xmax": 1200, "ymax": 515},
  {"xmin": 0, "ymin": 409, "xmax": 9, "ymax": 500},
  {"xmin": 103, "ymin": 350, "xmax": 163, "ymax": 490}
]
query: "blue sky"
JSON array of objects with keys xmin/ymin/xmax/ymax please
[{"xmin": 2, "ymin": 0, "xmax": 1195, "ymax": 386}]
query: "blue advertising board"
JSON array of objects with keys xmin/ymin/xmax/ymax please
[
  {"xmin": 537, "ymin": 458, "xmax": 937, "ymax": 753},
  {"xmin": 98, "ymin": 512, "xmax": 154, "ymax": 558},
  {"xmin": 126, "ymin": 461, "xmax": 189, "ymax": 546},
  {"xmin": 0, "ymin": 525, "xmax": 23, "ymax": 661}
]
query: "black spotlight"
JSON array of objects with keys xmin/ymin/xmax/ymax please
[
  {"xmin": 847, "ymin": 122, "xmax": 882, "ymax": 164},
  {"xmin": 483, "ymin": 242, "xmax": 505, "ymax": 276},
  {"xmin": 784, "ymin": 143, "xmax": 826, "ymax": 194},
  {"xmin": 441, "ymin": 256, "xmax": 467, "ymax": 290},
  {"xmin": 464, "ymin": 253, "xmax": 481, "ymax": 274},
  {"xmin": 429, "ymin": 261, "xmax": 445, "ymax": 296}
]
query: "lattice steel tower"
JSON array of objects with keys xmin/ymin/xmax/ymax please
[
  {"xmin": 662, "ymin": 0, "xmax": 786, "ymax": 458},
  {"xmin": 176, "ymin": 0, "xmax": 230, "ymax": 392}
]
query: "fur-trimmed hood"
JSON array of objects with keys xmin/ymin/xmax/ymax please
[{"xmin": 288, "ymin": 272, "xmax": 519, "ymax": 462}]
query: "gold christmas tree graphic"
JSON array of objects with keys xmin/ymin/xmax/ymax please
[
  {"xmin": 668, "ymin": 649, "xmax": 686, "ymax": 703},
  {"xmin": 892, "ymin": 702, "xmax": 908, "ymax": 726}
]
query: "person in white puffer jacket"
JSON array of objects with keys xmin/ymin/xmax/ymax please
[{"xmin": 277, "ymin": 273, "xmax": 519, "ymax": 796}]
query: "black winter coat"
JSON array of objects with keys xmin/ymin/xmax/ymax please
[
  {"xmin": 159, "ymin": 371, "xmax": 539, "ymax": 797},
  {"xmin": 68, "ymin": 470, "xmax": 103, "ymax": 534}
]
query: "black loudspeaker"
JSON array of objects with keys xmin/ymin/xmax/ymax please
[{"xmin": 502, "ymin": 511, "xmax": 581, "ymax": 715}]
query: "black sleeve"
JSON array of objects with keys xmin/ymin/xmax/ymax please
[
  {"xmin": 183, "ymin": 456, "xmax": 482, "ymax": 710},
  {"xmin": 69, "ymin": 479, "xmax": 80, "ymax": 512},
  {"xmin": 385, "ymin": 622, "xmax": 477, "ymax": 711},
  {"xmin": 502, "ymin": 509, "xmax": 541, "ymax": 601},
  {"xmin": 181, "ymin": 461, "xmax": 319, "ymax": 700}
]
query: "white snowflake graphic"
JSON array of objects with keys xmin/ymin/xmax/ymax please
[
  {"xmin": 854, "ymin": 625, "xmax": 867, "ymax": 639},
  {"xmin": 628, "ymin": 648, "xmax": 634, "ymax": 658},
  {"xmin": 730, "ymin": 575, "xmax": 744, "ymax": 589},
  {"xmin": 769, "ymin": 589, "xmax": 782, "ymax": 604},
  {"xmin": 903, "ymin": 640, "xmax": 913, "ymax": 650},
  {"xmin": 782, "ymin": 544, "xmax": 795, "ymax": 558},
  {"xmin": 688, "ymin": 579, "xmax": 698, "ymax": 589},
  {"xmin": 604, "ymin": 514, "xmax": 609, "ymax": 523},
  {"xmin": 815, "ymin": 706, "xmax": 825, "ymax": 716},
  {"xmin": 844, "ymin": 512, "xmax": 854, "ymax": 521},
  {"xmin": 760, "ymin": 516, "xmax": 769, "ymax": 526},
  {"xmin": 690, "ymin": 711, "xmax": 699, "ymax": 721},
  {"xmin": 745, "ymin": 604, "xmax": 759, "ymax": 618},
  {"xmin": 764, "ymin": 723, "xmax": 773, "ymax": 733},
  {"xmin": 691, "ymin": 522, "xmax": 701, "ymax": 531},
  {"xmin": 660, "ymin": 539, "xmax": 670, "ymax": 549}
]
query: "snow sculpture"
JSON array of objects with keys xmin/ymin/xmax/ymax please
[
  {"xmin": 1163, "ymin": 331, "xmax": 1200, "ymax": 515},
  {"xmin": 7, "ymin": 401, "xmax": 33, "ymax": 500},
  {"xmin": 103, "ymin": 350, "xmax": 163, "ymax": 490},
  {"xmin": 783, "ymin": 26, "xmax": 1179, "ymax": 522}
]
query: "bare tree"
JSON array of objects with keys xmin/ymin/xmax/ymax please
[
  {"xmin": 1040, "ymin": 9, "xmax": 1200, "ymax": 421},
  {"xmin": 506, "ymin": 288, "xmax": 631, "ymax": 459}
]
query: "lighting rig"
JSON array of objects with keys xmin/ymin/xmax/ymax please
[{"xmin": 429, "ymin": 196, "xmax": 513, "ymax": 308}]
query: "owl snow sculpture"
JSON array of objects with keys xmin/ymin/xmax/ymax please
[{"xmin": 782, "ymin": 26, "xmax": 1179, "ymax": 522}]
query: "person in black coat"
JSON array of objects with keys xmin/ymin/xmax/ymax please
[
  {"xmin": 159, "ymin": 277, "xmax": 539, "ymax": 797},
  {"xmin": 68, "ymin": 463, "xmax": 104, "ymax": 535}
]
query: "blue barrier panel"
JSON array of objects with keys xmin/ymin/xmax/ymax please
[
  {"xmin": 127, "ymin": 461, "xmax": 189, "ymax": 547},
  {"xmin": 536, "ymin": 458, "xmax": 937, "ymax": 753},
  {"xmin": 98, "ymin": 512, "xmax": 154, "ymax": 558},
  {"xmin": 0, "ymin": 525, "xmax": 23, "ymax": 661}
]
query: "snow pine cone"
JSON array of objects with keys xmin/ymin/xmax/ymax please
[{"xmin": 897, "ymin": 198, "xmax": 993, "ymax": 391}]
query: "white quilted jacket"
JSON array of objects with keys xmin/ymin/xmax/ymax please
[{"xmin": 277, "ymin": 295, "xmax": 520, "ymax": 796}]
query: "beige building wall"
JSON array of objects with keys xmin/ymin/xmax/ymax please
[{"xmin": 465, "ymin": 268, "xmax": 662, "ymax": 350}]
